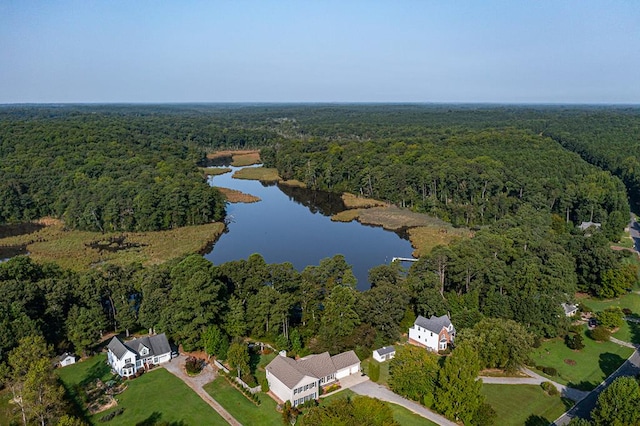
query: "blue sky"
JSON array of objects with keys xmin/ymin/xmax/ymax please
[{"xmin": 1, "ymin": 1, "xmax": 638, "ymax": 103}]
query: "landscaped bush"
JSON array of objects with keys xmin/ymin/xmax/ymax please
[
  {"xmin": 589, "ymin": 326, "xmax": 611, "ymax": 342},
  {"xmin": 532, "ymin": 336, "xmax": 542, "ymax": 348},
  {"xmin": 99, "ymin": 408, "xmax": 125, "ymax": 422},
  {"xmin": 261, "ymin": 378, "xmax": 269, "ymax": 393},
  {"xmin": 185, "ymin": 356, "xmax": 205, "ymax": 375},
  {"xmin": 368, "ymin": 360, "xmax": 381, "ymax": 382},
  {"xmin": 541, "ymin": 381, "xmax": 559, "ymax": 396},
  {"xmin": 622, "ymin": 308, "xmax": 633, "ymax": 316},
  {"xmin": 597, "ymin": 307, "xmax": 624, "ymax": 329},
  {"xmin": 565, "ymin": 333, "xmax": 585, "ymax": 350},
  {"xmin": 542, "ymin": 366, "xmax": 558, "ymax": 377},
  {"xmin": 241, "ymin": 373, "xmax": 257, "ymax": 387}
]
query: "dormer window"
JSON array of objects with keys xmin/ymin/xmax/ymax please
[{"xmin": 140, "ymin": 346, "xmax": 149, "ymax": 356}]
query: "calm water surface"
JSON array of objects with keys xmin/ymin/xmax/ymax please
[{"xmin": 204, "ymin": 166, "xmax": 414, "ymax": 290}]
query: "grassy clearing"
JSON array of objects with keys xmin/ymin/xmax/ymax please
[
  {"xmin": 408, "ymin": 226, "xmax": 471, "ymax": 257},
  {"xmin": 482, "ymin": 384, "xmax": 570, "ymax": 426},
  {"xmin": 331, "ymin": 209, "xmax": 361, "ymax": 222},
  {"xmin": 202, "ymin": 167, "xmax": 232, "ymax": 176},
  {"xmin": 341, "ymin": 193, "xmax": 386, "ymax": 209},
  {"xmin": 578, "ymin": 292, "xmax": 640, "ymax": 315},
  {"xmin": 92, "ymin": 369, "xmax": 226, "ymax": 425},
  {"xmin": 215, "ymin": 187, "xmax": 261, "ymax": 203},
  {"xmin": 530, "ymin": 326, "xmax": 633, "ymax": 390},
  {"xmin": 58, "ymin": 356, "xmax": 226, "ymax": 425},
  {"xmin": 0, "ymin": 220, "xmax": 224, "ymax": 271},
  {"xmin": 204, "ymin": 376, "xmax": 281, "ymax": 426},
  {"xmin": 233, "ymin": 167, "xmax": 281, "ymax": 182}
]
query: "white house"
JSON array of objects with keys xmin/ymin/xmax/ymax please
[
  {"xmin": 265, "ymin": 350, "xmax": 360, "ymax": 407},
  {"xmin": 106, "ymin": 333, "xmax": 172, "ymax": 378},
  {"xmin": 408, "ymin": 314, "xmax": 455, "ymax": 352},
  {"xmin": 562, "ymin": 303, "xmax": 579, "ymax": 317},
  {"xmin": 372, "ymin": 346, "xmax": 396, "ymax": 362},
  {"xmin": 579, "ymin": 221, "xmax": 601, "ymax": 232},
  {"xmin": 59, "ymin": 353, "xmax": 76, "ymax": 367}
]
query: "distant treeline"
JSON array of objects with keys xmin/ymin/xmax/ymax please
[{"xmin": 0, "ymin": 107, "xmax": 281, "ymax": 230}]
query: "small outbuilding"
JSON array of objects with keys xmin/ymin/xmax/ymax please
[
  {"xmin": 562, "ymin": 303, "xmax": 579, "ymax": 317},
  {"xmin": 579, "ymin": 221, "xmax": 601, "ymax": 232},
  {"xmin": 59, "ymin": 353, "xmax": 77, "ymax": 367},
  {"xmin": 373, "ymin": 346, "xmax": 396, "ymax": 362}
]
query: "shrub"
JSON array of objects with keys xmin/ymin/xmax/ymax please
[
  {"xmin": 532, "ymin": 336, "xmax": 542, "ymax": 348},
  {"xmin": 542, "ymin": 366, "xmax": 558, "ymax": 377},
  {"xmin": 565, "ymin": 333, "xmax": 585, "ymax": 350},
  {"xmin": 569, "ymin": 324, "xmax": 583, "ymax": 334},
  {"xmin": 99, "ymin": 408, "xmax": 125, "ymax": 422},
  {"xmin": 589, "ymin": 326, "xmax": 611, "ymax": 342},
  {"xmin": 597, "ymin": 307, "xmax": 624, "ymax": 329},
  {"xmin": 622, "ymin": 308, "xmax": 633, "ymax": 316},
  {"xmin": 541, "ymin": 381, "xmax": 559, "ymax": 395},
  {"xmin": 185, "ymin": 356, "xmax": 204, "ymax": 375},
  {"xmin": 368, "ymin": 360, "xmax": 381, "ymax": 382},
  {"xmin": 261, "ymin": 378, "xmax": 269, "ymax": 393},
  {"xmin": 579, "ymin": 303, "xmax": 592, "ymax": 314}
]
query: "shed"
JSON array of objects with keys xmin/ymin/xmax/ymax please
[
  {"xmin": 59, "ymin": 353, "xmax": 77, "ymax": 367},
  {"xmin": 373, "ymin": 346, "xmax": 396, "ymax": 362}
]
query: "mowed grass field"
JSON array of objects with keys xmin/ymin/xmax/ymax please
[
  {"xmin": 482, "ymin": 384, "xmax": 570, "ymax": 426},
  {"xmin": 204, "ymin": 376, "xmax": 282, "ymax": 426},
  {"xmin": 530, "ymin": 326, "xmax": 633, "ymax": 390},
  {"xmin": 57, "ymin": 354, "xmax": 226, "ymax": 425}
]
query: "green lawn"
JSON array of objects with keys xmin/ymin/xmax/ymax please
[
  {"xmin": 57, "ymin": 355, "xmax": 226, "ymax": 425},
  {"xmin": 204, "ymin": 376, "xmax": 282, "ymax": 426},
  {"xmin": 482, "ymin": 384, "xmax": 571, "ymax": 426},
  {"xmin": 580, "ymin": 291, "xmax": 640, "ymax": 315},
  {"xmin": 530, "ymin": 326, "xmax": 634, "ymax": 390},
  {"xmin": 254, "ymin": 352, "xmax": 277, "ymax": 386}
]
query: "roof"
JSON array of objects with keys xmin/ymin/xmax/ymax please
[
  {"xmin": 299, "ymin": 352, "xmax": 336, "ymax": 379},
  {"xmin": 59, "ymin": 352, "xmax": 75, "ymax": 361},
  {"xmin": 579, "ymin": 221, "xmax": 601, "ymax": 231},
  {"xmin": 562, "ymin": 303, "xmax": 578, "ymax": 315},
  {"xmin": 265, "ymin": 354, "xmax": 309, "ymax": 389},
  {"xmin": 107, "ymin": 337, "xmax": 131, "ymax": 360},
  {"xmin": 107, "ymin": 333, "xmax": 171, "ymax": 360},
  {"xmin": 266, "ymin": 350, "xmax": 361, "ymax": 390},
  {"xmin": 331, "ymin": 350, "xmax": 360, "ymax": 370},
  {"xmin": 414, "ymin": 314, "xmax": 454, "ymax": 334},
  {"xmin": 374, "ymin": 346, "xmax": 395, "ymax": 356}
]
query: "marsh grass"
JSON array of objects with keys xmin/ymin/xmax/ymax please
[
  {"xmin": 215, "ymin": 187, "xmax": 261, "ymax": 203},
  {"xmin": 233, "ymin": 167, "xmax": 281, "ymax": 182},
  {"xmin": 202, "ymin": 167, "xmax": 232, "ymax": 176},
  {"xmin": 341, "ymin": 193, "xmax": 387, "ymax": 209},
  {"xmin": 331, "ymin": 209, "xmax": 361, "ymax": 222},
  {"xmin": 0, "ymin": 220, "xmax": 224, "ymax": 271}
]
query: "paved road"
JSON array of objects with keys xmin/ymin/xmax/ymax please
[
  {"xmin": 481, "ymin": 369, "xmax": 589, "ymax": 402},
  {"xmin": 350, "ymin": 380, "xmax": 457, "ymax": 426},
  {"xmin": 163, "ymin": 355, "xmax": 242, "ymax": 426},
  {"xmin": 553, "ymin": 349, "xmax": 640, "ymax": 425}
]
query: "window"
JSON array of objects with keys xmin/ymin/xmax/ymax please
[
  {"xmin": 294, "ymin": 388, "xmax": 297, "ymax": 395},
  {"xmin": 125, "ymin": 358, "xmax": 131, "ymax": 364},
  {"xmin": 304, "ymin": 384, "xmax": 309, "ymax": 391}
]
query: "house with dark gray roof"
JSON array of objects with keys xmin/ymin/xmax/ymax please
[
  {"xmin": 106, "ymin": 333, "xmax": 172, "ymax": 377},
  {"xmin": 265, "ymin": 350, "xmax": 360, "ymax": 406},
  {"xmin": 59, "ymin": 352, "xmax": 76, "ymax": 367},
  {"xmin": 372, "ymin": 346, "xmax": 396, "ymax": 362},
  {"xmin": 408, "ymin": 314, "xmax": 455, "ymax": 352}
]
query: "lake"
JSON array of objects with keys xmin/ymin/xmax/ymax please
[{"xmin": 203, "ymin": 166, "xmax": 414, "ymax": 290}]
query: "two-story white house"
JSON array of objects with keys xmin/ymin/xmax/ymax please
[
  {"xmin": 106, "ymin": 333, "xmax": 172, "ymax": 377},
  {"xmin": 265, "ymin": 350, "xmax": 360, "ymax": 407},
  {"xmin": 408, "ymin": 314, "xmax": 455, "ymax": 352}
]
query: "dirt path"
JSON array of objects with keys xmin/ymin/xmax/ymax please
[{"xmin": 163, "ymin": 355, "xmax": 242, "ymax": 426}]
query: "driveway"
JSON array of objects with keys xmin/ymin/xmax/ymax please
[
  {"xmin": 163, "ymin": 355, "xmax": 242, "ymax": 426},
  {"xmin": 553, "ymin": 349, "xmax": 640, "ymax": 425},
  {"xmin": 350, "ymin": 380, "xmax": 457, "ymax": 426}
]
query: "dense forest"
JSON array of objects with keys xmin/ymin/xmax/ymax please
[{"xmin": 2, "ymin": 104, "xmax": 640, "ymax": 425}]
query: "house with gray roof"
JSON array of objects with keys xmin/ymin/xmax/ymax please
[
  {"xmin": 59, "ymin": 352, "xmax": 76, "ymax": 367},
  {"xmin": 562, "ymin": 303, "xmax": 579, "ymax": 317},
  {"xmin": 106, "ymin": 333, "xmax": 172, "ymax": 377},
  {"xmin": 372, "ymin": 346, "xmax": 396, "ymax": 362},
  {"xmin": 408, "ymin": 314, "xmax": 455, "ymax": 352},
  {"xmin": 265, "ymin": 350, "xmax": 360, "ymax": 407}
]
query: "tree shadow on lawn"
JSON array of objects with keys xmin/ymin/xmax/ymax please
[
  {"xmin": 135, "ymin": 411, "xmax": 187, "ymax": 426},
  {"xmin": 79, "ymin": 359, "xmax": 112, "ymax": 387},
  {"xmin": 629, "ymin": 320, "xmax": 640, "ymax": 345},
  {"xmin": 598, "ymin": 352, "xmax": 625, "ymax": 377},
  {"xmin": 525, "ymin": 415, "xmax": 551, "ymax": 426},
  {"xmin": 567, "ymin": 380, "xmax": 597, "ymax": 392}
]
